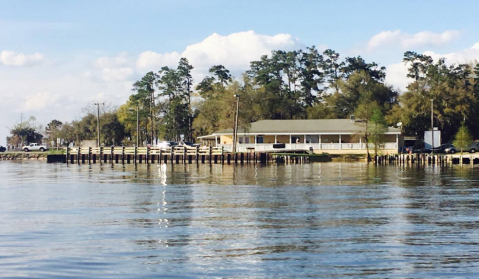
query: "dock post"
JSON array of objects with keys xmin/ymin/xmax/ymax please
[
  {"xmin": 122, "ymin": 146, "xmax": 125, "ymax": 164},
  {"xmin": 147, "ymin": 147, "xmax": 150, "ymax": 164},
  {"xmin": 110, "ymin": 146, "xmax": 114, "ymax": 163},
  {"xmin": 170, "ymin": 147, "xmax": 174, "ymax": 164},
  {"xmin": 134, "ymin": 146, "xmax": 137, "ymax": 165},
  {"xmin": 183, "ymin": 147, "xmax": 187, "ymax": 164},
  {"xmin": 99, "ymin": 146, "xmax": 103, "ymax": 164},
  {"xmin": 88, "ymin": 147, "xmax": 92, "ymax": 164},
  {"xmin": 221, "ymin": 146, "xmax": 224, "ymax": 164},
  {"xmin": 159, "ymin": 149, "xmax": 163, "ymax": 164},
  {"xmin": 209, "ymin": 146, "xmax": 212, "ymax": 163},
  {"xmin": 196, "ymin": 146, "xmax": 199, "ymax": 163},
  {"xmin": 65, "ymin": 147, "xmax": 69, "ymax": 165}
]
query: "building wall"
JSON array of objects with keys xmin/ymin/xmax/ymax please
[
  {"xmin": 381, "ymin": 134, "xmax": 396, "ymax": 143},
  {"xmin": 220, "ymin": 135, "xmax": 233, "ymax": 144},
  {"xmin": 341, "ymin": 135, "xmax": 353, "ymax": 143},
  {"xmin": 276, "ymin": 135, "xmax": 290, "ymax": 143},
  {"xmin": 263, "ymin": 135, "xmax": 275, "ymax": 143}
]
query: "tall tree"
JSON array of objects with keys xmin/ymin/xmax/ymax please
[
  {"xmin": 355, "ymin": 98, "xmax": 380, "ymax": 162},
  {"xmin": 369, "ymin": 108, "xmax": 388, "ymax": 158},
  {"xmin": 132, "ymin": 71, "xmax": 157, "ymax": 144},
  {"xmin": 45, "ymin": 119, "xmax": 63, "ymax": 144},
  {"xmin": 177, "ymin": 58, "xmax": 194, "ymax": 141},
  {"xmin": 322, "ymin": 49, "xmax": 344, "ymax": 94}
]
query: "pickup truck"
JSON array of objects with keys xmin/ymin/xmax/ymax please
[{"xmin": 22, "ymin": 143, "xmax": 49, "ymax": 152}]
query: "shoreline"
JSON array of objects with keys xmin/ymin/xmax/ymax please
[{"xmin": 0, "ymin": 152, "xmax": 48, "ymax": 161}]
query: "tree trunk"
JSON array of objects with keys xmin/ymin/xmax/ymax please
[{"xmin": 365, "ymin": 122, "xmax": 370, "ymax": 162}]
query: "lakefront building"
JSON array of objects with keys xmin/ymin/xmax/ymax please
[{"xmin": 198, "ymin": 119, "xmax": 403, "ymax": 154}]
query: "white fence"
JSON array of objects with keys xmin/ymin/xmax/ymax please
[{"xmin": 219, "ymin": 143, "xmax": 398, "ymax": 152}]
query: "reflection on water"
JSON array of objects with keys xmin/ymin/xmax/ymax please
[{"xmin": 1, "ymin": 161, "xmax": 479, "ymax": 278}]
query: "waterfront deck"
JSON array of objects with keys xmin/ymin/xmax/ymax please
[
  {"xmin": 63, "ymin": 146, "xmax": 280, "ymax": 165},
  {"xmin": 39, "ymin": 146, "xmax": 479, "ymax": 166}
]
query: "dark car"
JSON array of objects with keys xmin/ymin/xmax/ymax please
[
  {"xmin": 433, "ymin": 143, "xmax": 454, "ymax": 154},
  {"xmin": 0, "ymin": 145, "xmax": 6, "ymax": 152}
]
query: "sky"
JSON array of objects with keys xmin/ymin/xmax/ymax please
[{"xmin": 2, "ymin": 0, "xmax": 479, "ymax": 145}]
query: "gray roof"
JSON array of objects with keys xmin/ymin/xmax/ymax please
[{"xmin": 213, "ymin": 119, "xmax": 401, "ymax": 135}]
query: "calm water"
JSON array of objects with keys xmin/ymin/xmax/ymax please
[{"xmin": 1, "ymin": 161, "xmax": 479, "ymax": 278}]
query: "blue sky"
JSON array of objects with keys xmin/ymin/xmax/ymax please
[{"xmin": 2, "ymin": 0, "xmax": 479, "ymax": 145}]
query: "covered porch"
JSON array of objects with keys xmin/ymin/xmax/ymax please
[{"xmin": 200, "ymin": 133, "xmax": 401, "ymax": 154}]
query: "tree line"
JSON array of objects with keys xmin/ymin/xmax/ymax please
[{"xmin": 7, "ymin": 47, "xmax": 479, "ymax": 148}]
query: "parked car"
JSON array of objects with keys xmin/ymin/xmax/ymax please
[
  {"xmin": 433, "ymin": 143, "xmax": 454, "ymax": 154},
  {"xmin": 22, "ymin": 143, "xmax": 49, "ymax": 152},
  {"xmin": 0, "ymin": 145, "xmax": 6, "ymax": 152},
  {"xmin": 157, "ymin": 141, "xmax": 178, "ymax": 150},
  {"xmin": 178, "ymin": 141, "xmax": 200, "ymax": 147},
  {"xmin": 445, "ymin": 142, "xmax": 479, "ymax": 154}
]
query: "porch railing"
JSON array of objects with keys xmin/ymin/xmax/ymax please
[{"xmin": 219, "ymin": 142, "xmax": 398, "ymax": 152}]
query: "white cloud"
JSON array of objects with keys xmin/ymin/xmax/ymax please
[
  {"xmin": 94, "ymin": 52, "xmax": 130, "ymax": 68},
  {"xmin": 89, "ymin": 53, "xmax": 136, "ymax": 82},
  {"xmin": 102, "ymin": 67, "xmax": 134, "ymax": 82},
  {"xmin": 0, "ymin": 50, "xmax": 45, "ymax": 66},
  {"xmin": 137, "ymin": 51, "xmax": 181, "ymax": 70},
  {"xmin": 423, "ymin": 42, "xmax": 479, "ymax": 64},
  {"xmin": 385, "ymin": 42, "xmax": 479, "ymax": 92},
  {"xmin": 136, "ymin": 31, "xmax": 303, "ymax": 77},
  {"xmin": 385, "ymin": 62, "xmax": 410, "ymax": 91},
  {"xmin": 21, "ymin": 92, "xmax": 60, "ymax": 112},
  {"xmin": 367, "ymin": 30, "xmax": 460, "ymax": 50}
]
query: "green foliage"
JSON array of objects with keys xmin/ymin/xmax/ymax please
[
  {"xmin": 392, "ymin": 53, "xmax": 479, "ymax": 142},
  {"xmin": 131, "ymin": 71, "xmax": 157, "ymax": 144},
  {"xmin": 16, "ymin": 46, "xmax": 479, "ymax": 150},
  {"xmin": 369, "ymin": 109, "xmax": 388, "ymax": 157},
  {"xmin": 156, "ymin": 58, "xmax": 195, "ymax": 141},
  {"xmin": 7, "ymin": 115, "xmax": 43, "ymax": 147},
  {"xmin": 453, "ymin": 124, "xmax": 473, "ymax": 154},
  {"xmin": 45, "ymin": 119, "xmax": 63, "ymax": 143}
]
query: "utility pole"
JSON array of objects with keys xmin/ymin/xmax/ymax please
[
  {"xmin": 136, "ymin": 104, "xmax": 139, "ymax": 147},
  {"xmin": 233, "ymin": 94, "xmax": 240, "ymax": 154},
  {"xmin": 151, "ymin": 91, "xmax": 155, "ymax": 145},
  {"xmin": 93, "ymin": 102, "xmax": 104, "ymax": 148},
  {"xmin": 431, "ymin": 99, "xmax": 434, "ymax": 157}
]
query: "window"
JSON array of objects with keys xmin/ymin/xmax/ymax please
[
  {"xmin": 239, "ymin": 136, "xmax": 250, "ymax": 144},
  {"xmin": 306, "ymin": 135, "xmax": 319, "ymax": 143},
  {"xmin": 256, "ymin": 136, "xmax": 264, "ymax": 143}
]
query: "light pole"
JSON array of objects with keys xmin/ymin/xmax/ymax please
[
  {"xmin": 233, "ymin": 94, "xmax": 240, "ymax": 155},
  {"xmin": 93, "ymin": 102, "xmax": 104, "ymax": 147},
  {"xmin": 431, "ymin": 99, "xmax": 434, "ymax": 157},
  {"xmin": 136, "ymin": 104, "xmax": 139, "ymax": 147}
]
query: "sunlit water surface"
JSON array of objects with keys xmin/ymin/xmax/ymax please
[{"xmin": 1, "ymin": 161, "xmax": 479, "ymax": 278}]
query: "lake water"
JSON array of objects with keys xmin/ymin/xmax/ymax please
[{"xmin": 1, "ymin": 161, "xmax": 479, "ymax": 278}]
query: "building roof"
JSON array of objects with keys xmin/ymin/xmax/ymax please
[{"xmin": 211, "ymin": 119, "xmax": 401, "ymax": 135}]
